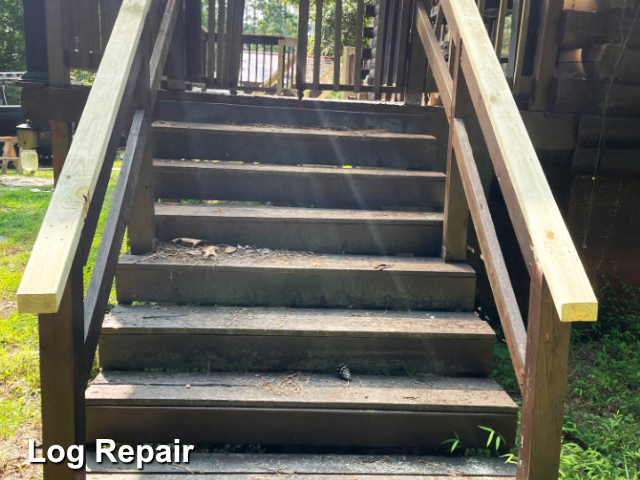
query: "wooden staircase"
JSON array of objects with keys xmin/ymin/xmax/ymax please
[{"xmin": 86, "ymin": 94, "xmax": 518, "ymax": 477}]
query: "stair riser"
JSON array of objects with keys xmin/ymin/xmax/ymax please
[
  {"xmin": 99, "ymin": 334, "xmax": 494, "ymax": 375},
  {"xmin": 153, "ymin": 165, "xmax": 445, "ymax": 209},
  {"xmin": 116, "ymin": 264, "xmax": 475, "ymax": 310},
  {"xmin": 155, "ymin": 215, "xmax": 442, "ymax": 255},
  {"xmin": 152, "ymin": 128, "xmax": 444, "ymax": 171},
  {"xmin": 86, "ymin": 407, "xmax": 516, "ymax": 449},
  {"xmin": 158, "ymin": 100, "xmax": 447, "ymax": 136}
]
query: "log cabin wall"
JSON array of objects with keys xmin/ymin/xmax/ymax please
[{"xmin": 532, "ymin": 0, "xmax": 640, "ymax": 286}]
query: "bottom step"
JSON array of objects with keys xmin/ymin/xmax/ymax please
[{"xmin": 87, "ymin": 452, "xmax": 516, "ymax": 478}]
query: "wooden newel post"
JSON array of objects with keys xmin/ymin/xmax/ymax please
[
  {"xmin": 404, "ymin": 0, "xmax": 427, "ymax": 105},
  {"xmin": 38, "ymin": 256, "xmax": 86, "ymax": 480},
  {"xmin": 517, "ymin": 262, "xmax": 572, "ymax": 480},
  {"xmin": 129, "ymin": 28, "xmax": 157, "ymax": 255}
]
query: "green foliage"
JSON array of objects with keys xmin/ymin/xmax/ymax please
[
  {"xmin": 244, "ymin": 0, "xmax": 299, "ymax": 37},
  {"xmin": 71, "ymin": 69, "xmax": 96, "ymax": 86},
  {"xmin": 440, "ymin": 431, "xmax": 460, "ymax": 453},
  {"xmin": 0, "ymin": 0, "xmax": 26, "ymax": 71}
]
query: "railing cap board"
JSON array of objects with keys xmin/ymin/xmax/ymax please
[
  {"xmin": 439, "ymin": 0, "xmax": 597, "ymax": 322},
  {"xmin": 16, "ymin": 0, "xmax": 153, "ymax": 314}
]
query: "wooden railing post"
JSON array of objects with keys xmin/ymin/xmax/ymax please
[
  {"xmin": 185, "ymin": 0, "xmax": 203, "ymax": 81},
  {"xmin": 442, "ymin": 36, "xmax": 469, "ymax": 262},
  {"xmin": 404, "ymin": 2, "xmax": 427, "ymax": 105},
  {"xmin": 129, "ymin": 27, "xmax": 157, "ymax": 254},
  {"xmin": 38, "ymin": 256, "xmax": 85, "ymax": 480},
  {"xmin": 165, "ymin": 0, "xmax": 186, "ymax": 90},
  {"xmin": 296, "ymin": 0, "xmax": 309, "ymax": 95},
  {"xmin": 517, "ymin": 262, "xmax": 572, "ymax": 480}
]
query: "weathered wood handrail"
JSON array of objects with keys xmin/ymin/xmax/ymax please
[
  {"xmin": 417, "ymin": 0, "xmax": 597, "ymax": 323},
  {"xmin": 16, "ymin": 0, "xmax": 154, "ymax": 314}
]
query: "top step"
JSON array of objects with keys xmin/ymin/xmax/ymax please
[{"xmin": 158, "ymin": 91, "xmax": 449, "ymax": 136}]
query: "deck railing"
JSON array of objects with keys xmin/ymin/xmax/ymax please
[
  {"xmin": 16, "ymin": 1, "xmax": 177, "ymax": 478},
  {"xmin": 413, "ymin": 0, "xmax": 597, "ymax": 477}
]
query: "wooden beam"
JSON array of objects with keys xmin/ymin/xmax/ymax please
[
  {"xmin": 529, "ymin": 0, "xmax": 563, "ymax": 111},
  {"xmin": 207, "ymin": 0, "xmax": 217, "ymax": 83},
  {"xmin": 354, "ymin": 0, "xmax": 365, "ymax": 93},
  {"xmin": 150, "ymin": 0, "xmax": 181, "ymax": 104},
  {"xmin": 334, "ymin": 0, "xmax": 343, "ymax": 91},
  {"xmin": 517, "ymin": 264, "xmax": 572, "ymax": 479},
  {"xmin": 440, "ymin": 0, "xmax": 597, "ymax": 322},
  {"xmin": 452, "ymin": 119, "xmax": 526, "ymax": 389},
  {"xmin": 17, "ymin": 0, "xmax": 153, "ymax": 315},
  {"xmin": 313, "ymin": 0, "xmax": 323, "ymax": 90},
  {"xmin": 185, "ymin": 0, "xmax": 203, "ymax": 81},
  {"xmin": 373, "ymin": 0, "xmax": 386, "ymax": 96},
  {"xmin": 297, "ymin": 0, "xmax": 310, "ymax": 92}
]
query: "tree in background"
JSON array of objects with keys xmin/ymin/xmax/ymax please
[{"xmin": 0, "ymin": 0, "xmax": 25, "ymax": 71}]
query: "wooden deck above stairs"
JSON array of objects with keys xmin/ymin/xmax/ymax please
[{"xmin": 85, "ymin": 93, "xmax": 517, "ymax": 477}]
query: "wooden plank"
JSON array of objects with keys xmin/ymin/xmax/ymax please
[
  {"xmin": 85, "ymin": 452, "xmax": 517, "ymax": 478},
  {"xmin": 185, "ymin": 0, "xmax": 203, "ymax": 81},
  {"xmin": 87, "ymin": 474, "xmax": 514, "ymax": 480},
  {"xmin": 493, "ymin": 0, "xmax": 507, "ymax": 56},
  {"xmin": 83, "ymin": 110, "xmax": 151, "ymax": 377},
  {"xmin": 154, "ymin": 204, "xmax": 443, "ymax": 255},
  {"xmin": 150, "ymin": 0, "xmax": 181, "ymax": 104},
  {"xmin": 334, "ymin": 0, "xmax": 343, "ymax": 91},
  {"xmin": 312, "ymin": 0, "xmax": 323, "ymax": 90},
  {"xmin": 440, "ymin": 0, "xmax": 598, "ymax": 322},
  {"xmin": 116, "ymin": 252, "xmax": 476, "ymax": 311},
  {"xmin": 554, "ymin": 77, "xmax": 640, "ymax": 115},
  {"xmin": 100, "ymin": 308, "xmax": 494, "ymax": 375},
  {"xmin": 354, "ymin": 0, "xmax": 365, "ymax": 93},
  {"xmin": 572, "ymin": 146, "xmax": 640, "ymax": 175},
  {"xmin": 511, "ymin": 0, "xmax": 531, "ymax": 94},
  {"xmin": 404, "ymin": 6, "xmax": 427, "ymax": 105},
  {"xmin": 373, "ymin": 0, "xmax": 386, "ymax": 95},
  {"xmin": 393, "ymin": 0, "xmax": 413, "ymax": 91},
  {"xmin": 529, "ymin": 0, "xmax": 563, "ymax": 111},
  {"xmin": 165, "ymin": 0, "xmax": 185, "ymax": 90},
  {"xmin": 207, "ymin": 0, "xmax": 216, "ymax": 83},
  {"xmin": 152, "ymin": 121, "xmax": 443, "ymax": 170},
  {"xmin": 516, "ymin": 265, "xmax": 572, "ymax": 480},
  {"xmin": 416, "ymin": 3, "xmax": 453, "ymax": 113},
  {"xmin": 152, "ymin": 160, "xmax": 446, "ymax": 209},
  {"xmin": 564, "ymin": 0, "xmax": 628, "ymax": 11},
  {"xmin": 577, "ymin": 115, "xmax": 640, "ymax": 147},
  {"xmin": 297, "ymin": 0, "xmax": 310, "ymax": 91},
  {"xmin": 17, "ymin": 0, "xmax": 153, "ymax": 314},
  {"xmin": 38, "ymin": 258, "xmax": 85, "ymax": 480},
  {"xmin": 452, "ymin": 119, "xmax": 526, "ymax": 389},
  {"xmin": 216, "ymin": 0, "xmax": 226, "ymax": 83},
  {"xmin": 45, "ymin": 0, "xmax": 69, "ymax": 86}
]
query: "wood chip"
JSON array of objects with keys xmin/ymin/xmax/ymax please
[
  {"xmin": 172, "ymin": 237, "xmax": 204, "ymax": 247},
  {"xmin": 374, "ymin": 263, "xmax": 394, "ymax": 270},
  {"xmin": 203, "ymin": 246, "xmax": 219, "ymax": 258},
  {"xmin": 224, "ymin": 246, "xmax": 237, "ymax": 253}
]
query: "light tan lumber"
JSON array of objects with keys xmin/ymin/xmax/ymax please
[
  {"xmin": 439, "ymin": 0, "xmax": 597, "ymax": 322},
  {"xmin": 16, "ymin": 0, "xmax": 153, "ymax": 314}
]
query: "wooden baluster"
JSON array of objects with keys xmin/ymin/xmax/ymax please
[
  {"xmin": 442, "ymin": 35, "xmax": 468, "ymax": 262},
  {"xmin": 297, "ymin": 0, "xmax": 310, "ymax": 94},
  {"xmin": 129, "ymin": 29, "xmax": 156, "ymax": 255},
  {"xmin": 529, "ymin": 0, "xmax": 563, "ymax": 111},
  {"xmin": 185, "ymin": 0, "xmax": 203, "ymax": 82},
  {"xmin": 404, "ymin": 1, "xmax": 427, "ymax": 105},
  {"xmin": 166, "ymin": 0, "xmax": 186, "ymax": 90},
  {"xmin": 333, "ymin": 0, "xmax": 342, "ymax": 91},
  {"xmin": 277, "ymin": 39, "xmax": 285, "ymax": 94},
  {"xmin": 353, "ymin": 0, "xmax": 364, "ymax": 94},
  {"xmin": 494, "ymin": 0, "xmax": 507, "ymax": 57},
  {"xmin": 216, "ymin": 0, "xmax": 226, "ymax": 85},
  {"xmin": 373, "ymin": 0, "xmax": 386, "ymax": 98},
  {"xmin": 517, "ymin": 262, "xmax": 572, "ymax": 480},
  {"xmin": 38, "ymin": 255, "xmax": 85, "ymax": 480},
  {"xmin": 313, "ymin": 0, "xmax": 323, "ymax": 92},
  {"xmin": 207, "ymin": 0, "xmax": 216, "ymax": 84},
  {"xmin": 393, "ymin": 0, "xmax": 413, "ymax": 98}
]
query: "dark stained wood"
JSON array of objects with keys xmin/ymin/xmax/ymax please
[
  {"xmin": 554, "ymin": 77, "xmax": 640, "ymax": 115},
  {"xmin": 354, "ymin": 0, "xmax": 365, "ymax": 93},
  {"xmin": 516, "ymin": 265, "xmax": 572, "ymax": 480},
  {"xmin": 83, "ymin": 110, "xmax": 151, "ymax": 376},
  {"xmin": 405, "ymin": 7, "xmax": 427, "ymax": 105},
  {"xmin": 154, "ymin": 204, "xmax": 443, "ymax": 255},
  {"xmin": 116, "ymin": 253, "xmax": 476, "ymax": 311},
  {"xmin": 152, "ymin": 160, "xmax": 446, "ymax": 209},
  {"xmin": 572, "ymin": 146, "xmax": 640, "ymax": 175},
  {"xmin": 216, "ymin": 0, "xmax": 227, "ymax": 84},
  {"xmin": 577, "ymin": 115, "xmax": 640, "ymax": 148},
  {"xmin": 45, "ymin": 0, "xmax": 69, "ymax": 87},
  {"xmin": 150, "ymin": 0, "xmax": 181, "ymax": 104},
  {"xmin": 151, "ymin": 121, "xmax": 444, "ymax": 170},
  {"xmin": 297, "ymin": 0, "xmax": 310, "ymax": 92},
  {"xmin": 334, "ymin": 0, "xmax": 343, "ymax": 91},
  {"xmin": 86, "ymin": 452, "xmax": 517, "ymax": 478},
  {"xmin": 38, "ymin": 257, "xmax": 85, "ymax": 480},
  {"xmin": 529, "ymin": 0, "xmax": 563, "ymax": 111},
  {"xmin": 185, "ymin": 0, "xmax": 203, "ymax": 81},
  {"xmin": 128, "ymin": 144, "xmax": 157, "ymax": 254},
  {"xmin": 207, "ymin": 0, "xmax": 216, "ymax": 83},
  {"xmin": 51, "ymin": 121, "xmax": 71, "ymax": 185},
  {"xmin": 451, "ymin": 119, "xmax": 526, "ymax": 389},
  {"xmin": 165, "ymin": 0, "xmax": 186, "ymax": 90},
  {"xmin": 312, "ymin": 0, "xmax": 323, "ymax": 90},
  {"xmin": 100, "ymin": 306, "xmax": 495, "ymax": 374},
  {"xmin": 373, "ymin": 0, "xmax": 387, "ymax": 96}
]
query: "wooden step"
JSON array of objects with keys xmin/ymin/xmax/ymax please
[
  {"xmin": 152, "ymin": 122, "xmax": 444, "ymax": 171},
  {"xmin": 157, "ymin": 98, "xmax": 449, "ymax": 136},
  {"xmin": 153, "ymin": 160, "xmax": 446, "ymax": 209},
  {"xmin": 87, "ymin": 451, "xmax": 516, "ymax": 479},
  {"xmin": 115, "ymin": 251, "xmax": 475, "ymax": 310},
  {"xmin": 154, "ymin": 204, "xmax": 443, "ymax": 255},
  {"xmin": 99, "ymin": 305, "xmax": 495, "ymax": 375},
  {"xmin": 86, "ymin": 371, "xmax": 517, "ymax": 448}
]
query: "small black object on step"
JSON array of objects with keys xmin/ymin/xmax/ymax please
[{"xmin": 336, "ymin": 362, "xmax": 352, "ymax": 381}]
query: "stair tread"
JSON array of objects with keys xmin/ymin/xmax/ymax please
[
  {"xmin": 86, "ymin": 452, "xmax": 516, "ymax": 478},
  {"xmin": 103, "ymin": 305, "xmax": 493, "ymax": 338},
  {"xmin": 156, "ymin": 203, "xmax": 443, "ymax": 223},
  {"xmin": 119, "ymin": 251, "xmax": 475, "ymax": 275},
  {"xmin": 87, "ymin": 371, "xmax": 517, "ymax": 413},
  {"xmin": 153, "ymin": 120, "xmax": 437, "ymax": 142},
  {"xmin": 154, "ymin": 158, "xmax": 447, "ymax": 179}
]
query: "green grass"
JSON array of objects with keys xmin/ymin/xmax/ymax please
[
  {"xmin": 492, "ymin": 280, "xmax": 640, "ymax": 479},
  {"xmin": 1, "ymin": 163, "xmax": 121, "ymax": 477}
]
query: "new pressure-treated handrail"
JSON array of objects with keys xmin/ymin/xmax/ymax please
[
  {"xmin": 16, "ymin": 0, "xmax": 154, "ymax": 314},
  {"xmin": 417, "ymin": 0, "xmax": 597, "ymax": 323}
]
